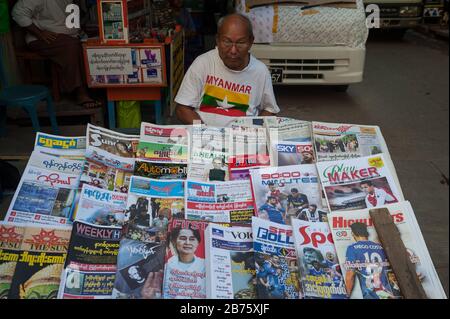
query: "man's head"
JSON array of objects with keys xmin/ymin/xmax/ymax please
[
  {"xmin": 216, "ymin": 14, "xmax": 254, "ymax": 71},
  {"xmin": 290, "ymin": 188, "xmax": 299, "ymax": 197},
  {"xmin": 301, "ymin": 150, "xmax": 314, "ymax": 163},
  {"xmin": 267, "ymin": 196, "xmax": 277, "ymax": 206},
  {"xmin": 360, "ymin": 181, "xmax": 375, "ymax": 194},
  {"xmin": 325, "ymin": 251, "xmax": 335, "ymax": 262},
  {"xmin": 128, "ymin": 266, "xmax": 144, "ymax": 283},
  {"xmin": 350, "ymin": 222, "xmax": 370, "ymax": 241},
  {"xmin": 303, "ymin": 247, "xmax": 319, "ymax": 265},
  {"xmin": 268, "ymin": 182, "xmax": 277, "ymax": 192},
  {"xmin": 308, "ymin": 204, "xmax": 317, "ymax": 213},
  {"xmin": 212, "ymin": 157, "xmax": 223, "ymax": 169},
  {"xmin": 270, "ymin": 255, "xmax": 280, "ymax": 267}
]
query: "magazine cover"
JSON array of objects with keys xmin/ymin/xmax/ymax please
[
  {"xmin": 266, "ymin": 117, "xmax": 312, "ymax": 143},
  {"xmin": 80, "ymin": 160, "xmax": 133, "ymax": 193},
  {"xmin": 270, "ymin": 141, "xmax": 316, "ymax": 167},
  {"xmin": 73, "ymin": 184, "xmax": 127, "ymax": 227},
  {"xmin": 188, "ymin": 126, "xmax": 231, "ymax": 182},
  {"xmin": 136, "ymin": 142, "xmax": 189, "ymax": 163},
  {"xmin": 111, "ymin": 238, "xmax": 167, "ymax": 299},
  {"xmin": 80, "ymin": 124, "xmax": 139, "ymax": 193},
  {"xmin": 5, "ymin": 161, "xmax": 80, "ymax": 226},
  {"xmin": 205, "ymin": 224, "xmax": 256, "ymax": 299},
  {"xmin": 86, "ymin": 124, "xmax": 139, "ymax": 164},
  {"xmin": 291, "ymin": 219, "xmax": 347, "ymax": 299},
  {"xmin": 0, "ymin": 223, "xmax": 26, "ymax": 298},
  {"xmin": 140, "ymin": 122, "xmax": 190, "ymax": 146},
  {"xmin": 312, "ymin": 121, "xmax": 389, "ymax": 162},
  {"xmin": 58, "ymin": 221, "xmax": 122, "ymax": 299},
  {"xmin": 329, "ymin": 201, "xmax": 447, "ymax": 299},
  {"xmin": 228, "ymin": 154, "xmax": 271, "ymax": 181},
  {"xmin": 134, "ymin": 160, "xmax": 188, "ymax": 180},
  {"xmin": 230, "ymin": 116, "xmax": 278, "ymax": 128},
  {"xmin": 34, "ymin": 132, "xmax": 86, "ymax": 160},
  {"xmin": 185, "ymin": 180, "xmax": 255, "ymax": 224},
  {"xmin": 162, "ymin": 219, "xmax": 209, "ymax": 299},
  {"xmin": 28, "ymin": 150, "xmax": 85, "ymax": 175},
  {"xmin": 4, "ymin": 223, "xmax": 71, "ymax": 299},
  {"xmin": 123, "ymin": 177, "xmax": 184, "ymax": 242},
  {"xmin": 252, "ymin": 216, "xmax": 301, "ymax": 299},
  {"xmin": 317, "ymin": 154, "xmax": 404, "ymax": 212},
  {"xmin": 231, "ymin": 126, "xmax": 269, "ymax": 157},
  {"xmin": 250, "ymin": 164, "xmax": 324, "ymax": 225}
]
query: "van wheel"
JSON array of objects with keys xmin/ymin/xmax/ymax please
[{"xmin": 334, "ymin": 85, "xmax": 349, "ymax": 92}]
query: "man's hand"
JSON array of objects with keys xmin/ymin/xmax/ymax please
[
  {"xmin": 38, "ymin": 30, "xmax": 58, "ymax": 43},
  {"xmin": 259, "ymin": 110, "xmax": 277, "ymax": 117},
  {"xmin": 25, "ymin": 24, "xmax": 58, "ymax": 44},
  {"xmin": 175, "ymin": 104, "xmax": 203, "ymax": 125},
  {"xmin": 141, "ymin": 271, "xmax": 163, "ymax": 299}
]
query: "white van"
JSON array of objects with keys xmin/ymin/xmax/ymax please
[
  {"xmin": 237, "ymin": 0, "xmax": 369, "ymax": 90},
  {"xmin": 364, "ymin": 0, "xmax": 423, "ymax": 32}
]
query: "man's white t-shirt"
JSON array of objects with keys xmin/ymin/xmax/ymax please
[
  {"xmin": 12, "ymin": 0, "xmax": 79, "ymax": 44},
  {"xmin": 175, "ymin": 48, "xmax": 280, "ymax": 127}
]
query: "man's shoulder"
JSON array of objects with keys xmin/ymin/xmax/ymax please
[
  {"xmin": 250, "ymin": 55, "xmax": 270, "ymax": 73},
  {"xmin": 192, "ymin": 49, "xmax": 218, "ymax": 64}
]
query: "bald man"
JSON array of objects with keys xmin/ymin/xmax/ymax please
[{"xmin": 175, "ymin": 13, "xmax": 280, "ymax": 127}]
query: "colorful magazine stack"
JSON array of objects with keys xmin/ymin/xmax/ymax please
[{"xmin": 0, "ymin": 117, "xmax": 446, "ymax": 299}]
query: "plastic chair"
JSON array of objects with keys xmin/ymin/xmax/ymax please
[{"xmin": 0, "ymin": 47, "xmax": 59, "ymax": 136}]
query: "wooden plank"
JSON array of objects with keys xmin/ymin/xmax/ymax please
[{"xmin": 370, "ymin": 208, "xmax": 428, "ymax": 299}]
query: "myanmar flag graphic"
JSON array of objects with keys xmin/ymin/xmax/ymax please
[{"xmin": 200, "ymin": 84, "xmax": 250, "ymax": 117}]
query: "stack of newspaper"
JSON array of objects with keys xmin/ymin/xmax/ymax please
[
  {"xmin": 6, "ymin": 133, "xmax": 85, "ymax": 226},
  {"xmin": 0, "ymin": 118, "xmax": 446, "ymax": 300}
]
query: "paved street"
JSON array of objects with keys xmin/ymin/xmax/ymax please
[
  {"xmin": 1, "ymin": 30, "xmax": 448, "ymax": 297},
  {"xmin": 275, "ymin": 30, "xmax": 449, "ymax": 296}
]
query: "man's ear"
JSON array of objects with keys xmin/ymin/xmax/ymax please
[
  {"xmin": 248, "ymin": 36, "xmax": 255, "ymax": 48},
  {"xmin": 216, "ymin": 35, "xmax": 220, "ymax": 47}
]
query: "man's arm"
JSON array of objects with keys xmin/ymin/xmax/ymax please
[
  {"xmin": 259, "ymin": 110, "xmax": 277, "ymax": 117},
  {"xmin": 12, "ymin": 0, "xmax": 58, "ymax": 43},
  {"xmin": 345, "ymin": 269, "xmax": 355, "ymax": 296},
  {"xmin": 259, "ymin": 69, "xmax": 281, "ymax": 116},
  {"xmin": 175, "ymin": 104, "xmax": 202, "ymax": 125}
]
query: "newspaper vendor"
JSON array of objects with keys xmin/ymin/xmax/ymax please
[{"xmin": 175, "ymin": 13, "xmax": 280, "ymax": 127}]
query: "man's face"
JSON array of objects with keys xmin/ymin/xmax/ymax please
[
  {"xmin": 308, "ymin": 206, "xmax": 316, "ymax": 213},
  {"xmin": 216, "ymin": 18, "xmax": 254, "ymax": 71},
  {"xmin": 304, "ymin": 251, "xmax": 318, "ymax": 265},
  {"xmin": 128, "ymin": 267, "xmax": 142, "ymax": 281},
  {"xmin": 212, "ymin": 160, "xmax": 222, "ymax": 169},
  {"xmin": 271, "ymin": 255, "xmax": 280, "ymax": 266},
  {"xmin": 326, "ymin": 252, "xmax": 334, "ymax": 262},
  {"xmin": 291, "ymin": 191, "xmax": 299, "ymax": 198},
  {"xmin": 269, "ymin": 198, "xmax": 277, "ymax": 206},
  {"xmin": 361, "ymin": 183, "xmax": 374, "ymax": 194},
  {"xmin": 302, "ymin": 152, "xmax": 313, "ymax": 162}
]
